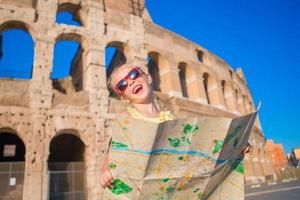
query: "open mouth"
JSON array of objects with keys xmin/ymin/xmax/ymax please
[{"xmin": 133, "ymin": 85, "xmax": 143, "ymax": 94}]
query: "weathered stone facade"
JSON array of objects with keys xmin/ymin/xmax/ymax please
[{"xmin": 0, "ymin": 0, "xmax": 273, "ymax": 199}]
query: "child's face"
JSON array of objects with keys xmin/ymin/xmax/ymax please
[{"xmin": 112, "ymin": 65, "xmax": 153, "ymax": 104}]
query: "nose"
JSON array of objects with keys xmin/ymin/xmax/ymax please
[{"xmin": 128, "ymin": 79, "xmax": 135, "ymax": 87}]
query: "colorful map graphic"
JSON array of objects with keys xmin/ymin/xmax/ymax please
[{"xmin": 103, "ymin": 112, "xmax": 258, "ymax": 200}]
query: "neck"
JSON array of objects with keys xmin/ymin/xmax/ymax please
[{"xmin": 131, "ymin": 100, "xmax": 161, "ymax": 118}]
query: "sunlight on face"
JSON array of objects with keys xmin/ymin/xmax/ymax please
[{"xmin": 112, "ymin": 64, "xmax": 153, "ymax": 104}]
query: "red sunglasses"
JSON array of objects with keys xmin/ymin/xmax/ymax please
[{"xmin": 114, "ymin": 67, "xmax": 145, "ymax": 95}]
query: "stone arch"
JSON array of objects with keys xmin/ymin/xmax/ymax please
[
  {"xmin": 146, "ymin": 51, "xmax": 170, "ymax": 92},
  {"xmin": 196, "ymin": 49, "xmax": 203, "ymax": 63},
  {"xmin": 244, "ymin": 96, "xmax": 251, "ymax": 113},
  {"xmin": 0, "ymin": 128, "xmax": 26, "ymax": 161},
  {"xmin": 55, "ymin": 33, "xmax": 89, "ymax": 49},
  {"xmin": 222, "ymin": 81, "xmax": 237, "ymax": 112},
  {"xmin": 48, "ymin": 131, "xmax": 85, "ymax": 162},
  {"xmin": 58, "ymin": 0, "xmax": 81, "ymax": 4},
  {"xmin": 229, "ymin": 69, "xmax": 233, "ymax": 80},
  {"xmin": 48, "ymin": 132, "xmax": 86, "ymax": 200},
  {"xmin": 51, "ymin": 33, "xmax": 89, "ymax": 93},
  {"xmin": 235, "ymin": 89, "xmax": 245, "ymax": 114},
  {"xmin": 242, "ymin": 95, "xmax": 248, "ymax": 114},
  {"xmin": 0, "ymin": 21, "xmax": 35, "ymax": 79},
  {"xmin": 234, "ymin": 88, "xmax": 239, "ymax": 111},
  {"xmin": 105, "ymin": 41, "xmax": 127, "ymax": 79},
  {"xmin": 56, "ymin": 2, "xmax": 82, "ymax": 26},
  {"xmin": 48, "ymin": 125, "xmax": 89, "ymax": 147},
  {"xmin": 220, "ymin": 80, "xmax": 227, "ymax": 108},
  {"xmin": 0, "ymin": 129, "xmax": 26, "ymax": 199},
  {"xmin": 0, "ymin": 113, "xmax": 33, "ymax": 148},
  {"xmin": 0, "ymin": 20, "xmax": 36, "ymax": 40},
  {"xmin": 202, "ymin": 73, "xmax": 211, "ymax": 104},
  {"xmin": 147, "ymin": 51, "xmax": 161, "ymax": 91},
  {"xmin": 52, "ymin": 128, "xmax": 85, "ymax": 144},
  {"xmin": 202, "ymin": 72, "xmax": 219, "ymax": 105},
  {"xmin": 249, "ymin": 101, "xmax": 255, "ymax": 112},
  {"xmin": 178, "ymin": 62, "xmax": 188, "ymax": 97}
]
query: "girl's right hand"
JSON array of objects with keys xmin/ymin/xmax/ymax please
[{"xmin": 100, "ymin": 168, "xmax": 114, "ymax": 189}]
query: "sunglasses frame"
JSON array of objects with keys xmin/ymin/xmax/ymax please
[{"xmin": 114, "ymin": 67, "xmax": 145, "ymax": 95}]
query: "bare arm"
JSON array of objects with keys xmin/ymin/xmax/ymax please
[
  {"xmin": 100, "ymin": 121, "xmax": 114, "ymax": 189},
  {"xmin": 100, "ymin": 150, "xmax": 114, "ymax": 188}
]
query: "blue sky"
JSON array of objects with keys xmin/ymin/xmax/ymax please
[
  {"xmin": 146, "ymin": 0, "xmax": 300, "ymax": 152},
  {"xmin": 0, "ymin": 1, "xmax": 299, "ymax": 153}
]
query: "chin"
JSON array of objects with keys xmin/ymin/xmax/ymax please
[{"xmin": 130, "ymin": 93, "xmax": 152, "ymax": 104}]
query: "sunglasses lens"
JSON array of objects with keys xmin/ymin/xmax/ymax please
[
  {"xmin": 128, "ymin": 69, "xmax": 140, "ymax": 80},
  {"xmin": 116, "ymin": 79, "xmax": 127, "ymax": 92}
]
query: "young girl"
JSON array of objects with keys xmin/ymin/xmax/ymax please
[{"xmin": 100, "ymin": 63, "xmax": 252, "ymax": 189}]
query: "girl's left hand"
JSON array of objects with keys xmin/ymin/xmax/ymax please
[{"xmin": 241, "ymin": 143, "xmax": 253, "ymax": 155}]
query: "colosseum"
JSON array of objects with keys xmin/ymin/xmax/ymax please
[{"xmin": 0, "ymin": 0, "xmax": 274, "ymax": 199}]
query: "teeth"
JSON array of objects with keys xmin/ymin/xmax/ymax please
[{"xmin": 133, "ymin": 85, "xmax": 142, "ymax": 94}]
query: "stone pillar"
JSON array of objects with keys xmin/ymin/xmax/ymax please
[
  {"xmin": 80, "ymin": 1, "xmax": 105, "ymax": 32},
  {"xmin": 85, "ymin": 129, "xmax": 100, "ymax": 200},
  {"xmin": 224, "ymin": 83, "xmax": 239, "ymax": 114},
  {"xmin": 82, "ymin": 47, "xmax": 109, "ymax": 116},
  {"xmin": 159, "ymin": 63, "xmax": 182, "ymax": 98},
  {"xmin": 37, "ymin": 0, "xmax": 57, "ymax": 21},
  {"xmin": 29, "ymin": 37, "xmax": 54, "ymax": 109},
  {"xmin": 186, "ymin": 75, "xmax": 207, "ymax": 104},
  {"xmin": 92, "ymin": 118, "xmax": 110, "ymax": 200},
  {"xmin": 79, "ymin": 16, "xmax": 109, "ymax": 200},
  {"xmin": 208, "ymin": 81, "xmax": 226, "ymax": 110},
  {"xmin": 244, "ymin": 98, "xmax": 251, "ymax": 114},
  {"xmin": 127, "ymin": 14, "xmax": 148, "ymax": 71},
  {"xmin": 25, "ymin": 1, "xmax": 57, "ymax": 199},
  {"xmin": 80, "ymin": 1, "xmax": 109, "ymax": 116},
  {"xmin": 23, "ymin": 113, "xmax": 48, "ymax": 200},
  {"xmin": 237, "ymin": 92, "xmax": 246, "ymax": 115}
]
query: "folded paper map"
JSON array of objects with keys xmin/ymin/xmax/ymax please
[{"xmin": 103, "ymin": 112, "xmax": 258, "ymax": 200}]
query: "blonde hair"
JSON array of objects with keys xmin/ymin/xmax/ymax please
[{"xmin": 106, "ymin": 63, "xmax": 139, "ymax": 97}]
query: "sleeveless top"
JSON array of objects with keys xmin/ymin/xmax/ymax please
[{"xmin": 126, "ymin": 107, "xmax": 175, "ymax": 123}]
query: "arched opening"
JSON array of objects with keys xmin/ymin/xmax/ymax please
[
  {"xmin": 51, "ymin": 34, "xmax": 84, "ymax": 94},
  {"xmin": 0, "ymin": 131, "xmax": 26, "ymax": 199},
  {"xmin": 242, "ymin": 95, "xmax": 247, "ymax": 114},
  {"xmin": 229, "ymin": 70, "xmax": 233, "ymax": 80},
  {"xmin": 196, "ymin": 49, "xmax": 203, "ymax": 63},
  {"xmin": 0, "ymin": 22, "xmax": 34, "ymax": 79},
  {"xmin": 105, "ymin": 42, "xmax": 127, "ymax": 78},
  {"xmin": 234, "ymin": 89, "xmax": 239, "ymax": 110},
  {"xmin": 249, "ymin": 102, "xmax": 254, "ymax": 112},
  {"xmin": 244, "ymin": 96, "xmax": 251, "ymax": 113},
  {"xmin": 235, "ymin": 90, "xmax": 244, "ymax": 114},
  {"xmin": 147, "ymin": 52, "xmax": 160, "ymax": 92},
  {"xmin": 178, "ymin": 62, "xmax": 188, "ymax": 98},
  {"xmin": 203, "ymin": 73, "xmax": 210, "ymax": 104},
  {"xmin": 56, "ymin": 3, "xmax": 82, "ymax": 26},
  {"xmin": 221, "ymin": 80, "xmax": 227, "ymax": 108},
  {"xmin": 105, "ymin": 41, "xmax": 127, "ymax": 96},
  {"xmin": 48, "ymin": 133, "xmax": 85, "ymax": 200}
]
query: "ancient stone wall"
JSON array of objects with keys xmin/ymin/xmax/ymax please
[{"xmin": 0, "ymin": 0, "xmax": 271, "ymax": 199}]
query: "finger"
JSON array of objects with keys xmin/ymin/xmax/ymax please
[
  {"xmin": 249, "ymin": 146, "xmax": 253, "ymax": 152},
  {"xmin": 243, "ymin": 147, "xmax": 250, "ymax": 153},
  {"xmin": 108, "ymin": 182, "xmax": 115, "ymax": 189},
  {"xmin": 241, "ymin": 147, "xmax": 249, "ymax": 154},
  {"xmin": 104, "ymin": 181, "xmax": 110, "ymax": 188}
]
